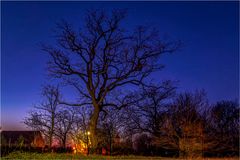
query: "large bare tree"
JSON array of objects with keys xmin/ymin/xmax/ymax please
[{"xmin": 43, "ymin": 9, "xmax": 180, "ymax": 147}]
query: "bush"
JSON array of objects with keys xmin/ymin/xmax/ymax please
[{"xmin": 1, "ymin": 146, "xmax": 44, "ymax": 157}]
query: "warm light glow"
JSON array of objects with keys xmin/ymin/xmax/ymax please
[
  {"xmin": 72, "ymin": 139, "xmax": 88, "ymax": 154},
  {"xmin": 87, "ymin": 131, "xmax": 90, "ymax": 135}
]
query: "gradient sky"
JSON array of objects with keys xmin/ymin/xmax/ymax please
[{"xmin": 1, "ymin": 1, "xmax": 239, "ymax": 130}]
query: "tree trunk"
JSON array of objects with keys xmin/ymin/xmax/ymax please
[
  {"xmin": 109, "ymin": 134, "xmax": 112, "ymax": 156},
  {"xmin": 62, "ymin": 135, "xmax": 67, "ymax": 148},
  {"xmin": 50, "ymin": 111, "xmax": 55, "ymax": 147},
  {"xmin": 49, "ymin": 132, "xmax": 53, "ymax": 152},
  {"xmin": 89, "ymin": 106, "xmax": 100, "ymax": 149},
  {"xmin": 49, "ymin": 132, "xmax": 53, "ymax": 147}
]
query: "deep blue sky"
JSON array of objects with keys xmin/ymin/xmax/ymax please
[{"xmin": 1, "ymin": 2, "xmax": 239, "ymax": 130}]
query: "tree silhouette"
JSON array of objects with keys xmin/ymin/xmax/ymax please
[
  {"xmin": 43, "ymin": 9, "xmax": 180, "ymax": 147},
  {"xmin": 24, "ymin": 85, "xmax": 60, "ymax": 147},
  {"xmin": 121, "ymin": 81, "xmax": 175, "ymax": 137},
  {"xmin": 54, "ymin": 107, "xmax": 77, "ymax": 148},
  {"xmin": 205, "ymin": 100, "xmax": 239, "ymax": 156},
  {"xmin": 159, "ymin": 91, "xmax": 207, "ymax": 158}
]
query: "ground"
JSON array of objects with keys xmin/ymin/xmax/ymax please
[{"xmin": 1, "ymin": 152, "xmax": 239, "ymax": 160}]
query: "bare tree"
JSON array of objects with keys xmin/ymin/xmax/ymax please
[
  {"xmin": 97, "ymin": 107, "xmax": 122, "ymax": 155},
  {"xmin": 204, "ymin": 100, "xmax": 239, "ymax": 156},
  {"xmin": 120, "ymin": 81, "xmax": 175, "ymax": 141},
  {"xmin": 132, "ymin": 81, "xmax": 175, "ymax": 134},
  {"xmin": 70, "ymin": 107, "xmax": 91, "ymax": 153},
  {"xmin": 159, "ymin": 91, "xmax": 207, "ymax": 158},
  {"xmin": 43, "ymin": 9, "xmax": 180, "ymax": 147},
  {"xmin": 54, "ymin": 107, "xmax": 77, "ymax": 148},
  {"xmin": 24, "ymin": 85, "xmax": 60, "ymax": 147}
]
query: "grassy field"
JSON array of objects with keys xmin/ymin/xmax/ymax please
[{"xmin": 1, "ymin": 152, "xmax": 239, "ymax": 160}]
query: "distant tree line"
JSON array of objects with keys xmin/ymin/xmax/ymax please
[{"xmin": 23, "ymin": 84, "xmax": 239, "ymax": 158}]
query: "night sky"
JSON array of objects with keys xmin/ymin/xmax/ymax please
[{"xmin": 1, "ymin": 2, "xmax": 239, "ymax": 130}]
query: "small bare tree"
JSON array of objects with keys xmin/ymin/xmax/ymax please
[
  {"xmin": 70, "ymin": 107, "xmax": 91, "ymax": 153},
  {"xmin": 54, "ymin": 107, "xmax": 77, "ymax": 148},
  {"xmin": 43, "ymin": 9, "xmax": 180, "ymax": 147},
  {"xmin": 24, "ymin": 85, "xmax": 60, "ymax": 147},
  {"xmin": 120, "ymin": 81, "xmax": 175, "ymax": 141},
  {"xmin": 204, "ymin": 100, "xmax": 239, "ymax": 156},
  {"xmin": 132, "ymin": 82, "xmax": 175, "ymax": 134},
  {"xmin": 159, "ymin": 91, "xmax": 207, "ymax": 158},
  {"xmin": 97, "ymin": 107, "xmax": 122, "ymax": 155}
]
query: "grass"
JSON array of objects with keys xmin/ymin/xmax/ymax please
[
  {"xmin": 1, "ymin": 152, "xmax": 171, "ymax": 160},
  {"xmin": 1, "ymin": 151, "xmax": 239, "ymax": 160}
]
